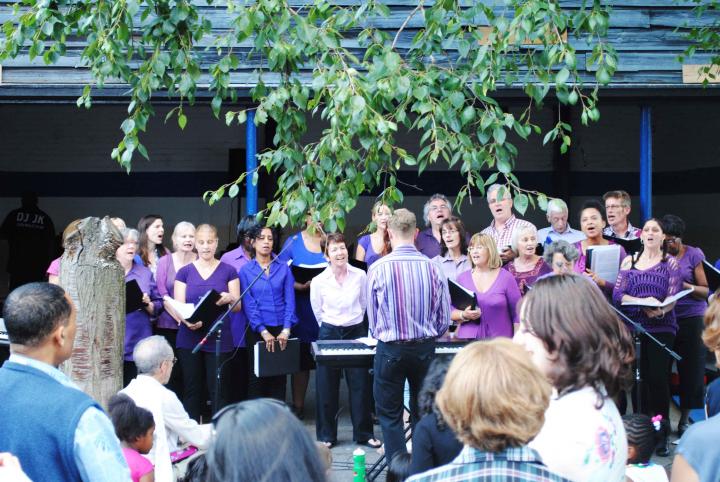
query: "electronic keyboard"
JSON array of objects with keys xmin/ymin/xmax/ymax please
[{"xmin": 311, "ymin": 339, "xmax": 470, "ymax": 368}]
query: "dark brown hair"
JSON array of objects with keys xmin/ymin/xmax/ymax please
[
  {"xmin": 321, "ymin": 232, "xmax": 345, "ymax": 254},
  {"xmin": 520, "ymin": 275, "xmax": 634, "ymax": 402},
  {"xmin": 137, "ymin": 214, "xmax": 167, "ymax": 266},
  {"xmin": 439, "ymin": 217, "xmax": 468, "ymax": 257}
]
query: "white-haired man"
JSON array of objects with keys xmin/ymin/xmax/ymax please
[
  {"xmin": 537, "ymin": 198, "xmax": 586, "ymax": 245},
  {"xmin": 415, "ymin": 193, "xmax": 452, "ymax": 258},
  {"xmin": 481, "ymin": 184, "xmax": 534, "ymax": 263},
  {"xmin": 122, "ymin": 335, "xmax": 211, "ymax": 482}
]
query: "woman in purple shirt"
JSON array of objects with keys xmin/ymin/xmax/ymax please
[
  {"xmin": 240, "ymin": 225, "xmax": 297, "ymax": 401},
  {"xmin": 613, "ymin": 218, "xmax": 683, "ymax": 456},
  {"xmin": 661, "ymin": 214, "xmax": 710, "ymax": 435},
  {"xmin": 174, "ymin": 224, "xmax": 241, "ymax": 420},
  {"xmin": 116, "ymin": 228, "xmax": 162, "ymax": 387},
  {"xmin": 504, "ymin": 223, "xmax": 551, "ymax": 295},
  {"xmin": 355, "ymin": 202, "xmax": 392, "ymax": 267},
  {"xmin": 451, "ymin": 233, "xmax": 521, "ymax": 339},
  {"xmin": 155, "ymin": 221, "xmax": 197, "ymax": 399}
]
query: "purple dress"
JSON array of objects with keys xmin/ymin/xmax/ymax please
[
  {"xmin": 219, "ymin": 247, "xmax": 252, "ymax": 347},
  {"xmin": 358, "ymin": 234, "xmax": 382, "ymax": 267},
  {"xmin": 175, "ymin": 262, "xmax": 238, "ymax": 353},
  {"xmin": 613, "ymin": 256, "xmax": 683, "ymax": 334},
  {"xmin": 125, "ymin": 261, "xmax": 162, "ymax": 361},
  {"xmin": 504, "ymin": 257, "xmax": 552, "ymax": 295},
  {"xmin": 675, "ymin": 246, "xmax": 708, "ymax": 319},
  {"xmin": 454, "ymin": 269, "xmax": 521, "ymax": 340}
]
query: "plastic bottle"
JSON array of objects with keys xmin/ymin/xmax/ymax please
[{"xmin": 352, "ymin": 447, "xmax": 366, "ymax": 481}]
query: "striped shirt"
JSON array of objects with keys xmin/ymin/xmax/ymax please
[
  {"xmin": 482, "ymin": 215, "xmax": 534, "ymax": 251},
  {"xmin": 407, "ymin": 445, "xmax": 572, "ymax": 482},
  {"xmin": 366, "ymin": 244, "xmax": 451, "ymax": 342}
]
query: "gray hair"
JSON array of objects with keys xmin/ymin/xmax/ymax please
[
  {"xmin": 486, "ymin": 184, "xmax": 511, "ymax": 203},
  {"xmin": 422, "ymin": 193, "xmax": 451, "ymax": 227},
  {"xmin": 120, "ymin": 227, "xmax": 140, "ymax": 244},
  {"xmin": 133, "ymin": 335, "xmax": 174, "ymax": 375},
  {"xmin": 510, "ymin": 223, "xmax": 538, "ymax": 254},
  {"xmin": 543, "ymin": 240, "xmax": 580, "ymax": 265},
  {"xmin": 546, "ymin": 198, "xmax": 568, "ymax": 216},
  {"xmin": 171, "ymin": 221, "xmax": 196, "ymax": 250}
]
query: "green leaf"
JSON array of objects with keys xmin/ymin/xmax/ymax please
[
  {"xmin": 513, "ymin": 193, "xmax": 529, "ymax": 215},
  {"xmin": 178, "ymin": 113, "xmax": 187, "ymax": 130},
  {"xmin": 556, "ymin": 68, "xmax": 570, "ymax": 86},
  {"xmin": 228, "ymin": 184, "xmax": 240, "ymax": 198}
]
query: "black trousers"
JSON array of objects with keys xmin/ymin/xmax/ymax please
[
  {"xmin": 374, "ymin": 339, "xmax": 435, "ymax": 462},
  {"xmin": 247, "ymin": 326, "xmax": 287, "ymax": 401},
  {"xmin": 225, "ymin": 347, "xmax": 249, "ymax": 404},
  {"xmin": 675, "ymin": 316, "xmax": 707, "ymax": 409},
  {"xmin": 632, "ymin": 332, "xmax": 676, "ymax": 418},
  {"xmin": 154, "ymin": 327, "xmax": 184, "ymax": 400},
  {"xmin": 178, "ymin": 348, "xmax": 231, "ymax": 421},
  {"xmin": 315, "ymin": 323, "xmax": 374, "ymax": 443}
]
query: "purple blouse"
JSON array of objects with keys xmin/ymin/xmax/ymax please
[
  {"xmin": 504, "ymin": 257, "xmax": 552, "ymax": 295},
  {"xmin": 454, "ymin": 269, "xmax": 521, "ymax": 340},
  {"xmin": 675, "ymin": 245, "xmax": 708, "ymax": 319},
  {"xmin": 155, "ymin": 254, "xmax": 180, "ymax": 330},
  {"xmin": 124, "ymin": 261, "xmax": 162, "ymax": 361},
  {"xmin": 613, "ymin": 256, "xmax": 683, "ymax": 335},
  {"xmin": 219, "ymin": 247, "xmax": 252, "ymax": 347},
  {"xmin": 175, "ymin": 262, "xmax": 238, "ymax": 353},
  {"xmin": 358, "ymin": 234, "xmax": 382, "ymax": 267}
]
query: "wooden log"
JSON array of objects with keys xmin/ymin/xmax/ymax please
[{"xmin": 59, "ymin": 216, "xmax": 124, "ymax": 408}]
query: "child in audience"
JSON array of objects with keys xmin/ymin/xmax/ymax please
[
  {"xmin": 623, "ymin": 414, "xmax": 669, "ymax": 482},
  {"xmin": 108, "ymin": 393, "xmax": 156, "ymax": 482},
  {"xmin": 387, "ymin": 452, "xmax": 413, "ymax": 482}
]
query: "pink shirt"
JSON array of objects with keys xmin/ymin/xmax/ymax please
[
  {"xmin": 46, "ymin": 257, "xmax": 61, "ymax": 277},
  {"xmin": 122, "ymin": 447, "xmax": 153, "ymax": 482}
]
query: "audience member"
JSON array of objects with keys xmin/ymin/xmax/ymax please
[
  {"xmin": 671, "ymin": 296, "xmax": 720, "ymax": 482},
  {"xmin": 118, "ymin": 227, "xmax": 162, "ymax": 386},
  {"xmin": 310, "ymin": 232, "xmax": 378, "ymax": 449},
  {"xmin": 388, "ymin": 452, "xmax": 413, "ymax": 482},
  {"xmin": 613, "ymin": 218, "xmax": 682, "ymax": 455},
  {"xmin": 504, "ymin": 223, "xmax": 551, "ymax": 294},
  {"xmin": 603, "ymin": 190, "xmax": 641, "ymax": 240},
  {"xmin": 122, "ymin": 336, "xmax": 212, "ymax": 482},
  {"xmin": 416, "ymin": 194, "xmax": 452, "ymax": 259},
  {"xmin": 516, "ymin": 275, "xmax": 634, "ymax": 482},
  {"xmin": 0, "ymin": 282, "xmax": 130, "ymax": 482},
  {"xmin": 137, "ymin": 215, "xmax": 170, "ymax": 275},
  {"xmin": 481, "ymin": 184, "xmax": 534, "ymax": 264},
  {"xmin": 431, "ymin": 217, "xmax": 470, "ymax": 282},
  {"xmin": 367, "ymin": 208, "xmax": 450, "ymax": 462},
  {"xmin": 408, "ymin": 358, "xmax": 462, "ymax": 476},
  {"xmin": 356, "ymin": 202, "xmax": 393, "ymax": 267},
  {"xmin": 240, "ymin": 225, "xmax": 297, "ymax": 400},
  {"xmin": 623, "ymin": 414, "xmax": 668, "ymax": 482},
  {"xmin": 542, "ymin": 240, "xmax": 579, "ymax": 276},
  {"xmin": 206, "ymin": 399, "xmax": 327, "ymax": 482},
  {"xmin": 451, "ymin": 234, "xmax": 520, "ymax": 339},
  {"xmin": 537, "ymin": 198, "xmax": 586, "ymax": 245},
  {"xmin": 408, "ymin": 339, "xmax": 569, "ymax": 482},
  {"xmin": 46, "ymin": 219, "xmax": 82, "ymax": 285},
  {"xmin": 108, "ymin": 393, "xmax": 156, "ymax": 482}
]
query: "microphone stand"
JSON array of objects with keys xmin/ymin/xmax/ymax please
[{"xmin": 191, "ymin": 235, "xmax": 297, "ymax": 415}]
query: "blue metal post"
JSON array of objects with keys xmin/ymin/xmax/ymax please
[
  {"xmin": 639, "ymin": 106, "xmax": 652, "ymax": 222},
  {"xmin": 245, "ymin": 110, "xmax": 258, "ymax": 215}
]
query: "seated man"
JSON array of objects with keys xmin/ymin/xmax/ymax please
[
  {"xmin": 0, "ymin": 282, "xmax": 129, "ymax": 482},
  {"xmin": 537, "ymin": 198, "xmax": 585, "ymax": 245},
  {"xmin": 122, "ymin": 335, "xmax": 212, "ymax": 482}
]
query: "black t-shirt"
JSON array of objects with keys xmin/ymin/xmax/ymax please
[{"xmin": 0, "ymin": 206, "xmax": 55, "ymax": 277}]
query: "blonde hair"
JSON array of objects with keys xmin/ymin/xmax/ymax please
[
  {"xmin": 195, "ymin": 223, "xmax": 218, "ymax": 238},
  {"xmin": 436, "ymin": 339, "xmax": 552, "ymax": 452},
  {"xmin": 703, "ymin": 296, "xmax": 720, "ymax": 365},
  {"xmin": 468, "ymin": 233, "xmax": 502, "ymax": 269},
  {"xmin": 387, "ymin": 209, "xmax": 416, "ymax": 237},
  {"xmin": 171, "ymin": 221, "xmax": 196, "ymax": 250}
]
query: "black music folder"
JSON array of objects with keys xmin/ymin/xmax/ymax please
[
  {"xmin": 125, "ymin": 279, "xmax": 146, "ymax": 314},
  {"xmin": 185, "ymin": 289, "xmax": 225, "ymax": 326},
  {"xmin": 290, "ymin": 263, "xmax": 328, "ymax": 284},
  {"xmin": 448, "ymin": 279, "xmax": 477, "ymax": 310},
  {"xmin": 349, "ymin": 258, "xmax": 368, "ymax": 272},
  {"xmin": 704, "ymin": 260, "xmax": 720, "ymax": 294},
  {"xmin": 602, "ymin": 235, "xmax": 642, "ymax": 254},
  {"xmin": 254, "ymin": 338, "xmax": 300, "ymax": 377}
]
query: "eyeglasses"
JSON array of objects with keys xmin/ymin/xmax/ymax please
[
  {"xmin": 605, "ymin": 204, "xmax": 624, "ymax": 210},
  {"xmin": 429, "ymin": 204, "xmax": 449, "ymax": 211},
  {"xmin": 441, "ymin": 229, "xmax": 458, "ymax": 235},
  {"xmin": 166, "ymin": 357, "xmax": 177, "ymax": 366},
  {"xmin": 211, "ymin": 398, "xmax": 290, "ymax": 427}
]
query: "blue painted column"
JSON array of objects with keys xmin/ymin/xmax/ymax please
[
  {"xmin": 245, "ymin": 110, "xmax": 258, "ymax": 215},
  {"xmin": 639, "ymin": 106, "xmax": 652, "ymax": 222}
]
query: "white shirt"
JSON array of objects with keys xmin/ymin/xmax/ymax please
[
  {"xmin": 122, "ymin": 375, "xmax": 212, "ymax": 482},
  {"xmin": 310, "ymin": 264, "xmax": 367, "ymax": 327},
  {"xmin": 626, "ymin": 463, "xmax": 669, "ymax": 482},
  {"xmin": 538, "ymin": 225, "xmax": 586, "ymax": 245},
  {"xmin": 530, "ymin": 386, "xmax": 627, "ymax": 482}
]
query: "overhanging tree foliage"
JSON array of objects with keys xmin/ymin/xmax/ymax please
[
  {"xmin": 1, "ymin": 0, "xmax": 618, "ymax": 231},
  {"xmin": 684, "ymin": 0, "xmax": 720, "ymax": 83}
]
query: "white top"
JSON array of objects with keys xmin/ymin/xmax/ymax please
[
  {"xmin": 626, "ymin": 463, "xmax": 669, "ymax": 482},
  {"xmin": 122, "ymin": 375, "xmax": 212, "ymax": 482},
  {"xmin": 310, "ymin": 264, "xmax": 367, "ymax": 327},
  {"xmin": 530, "ymin": 386, "xmax": 627, "ymax": 482},
  {"xmin": 538, "ymin": 225, "xmax": 587, "ymax": 245}
]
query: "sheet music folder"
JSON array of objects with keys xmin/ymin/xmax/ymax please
[
  {"xmin": 602, "ymin": 235, "xmax": 642, "ymax": 254},
  {"xmin": 254, "ymin": 338, "xmax": 300, "ymax": 377},
  {"xmin": 703, "ymin": 260, "xmax": 720, "ymax": 294},
  {"xmin": 290, "ymin": 263, "xmax": 328, "ymax": 284},
  {"xmin": 125, "ymin": 279, "xmax": 146, "ymax": 314},
  {"xmin": 448, "ymin": 279, "xmax": 477, "ymax": 310}
]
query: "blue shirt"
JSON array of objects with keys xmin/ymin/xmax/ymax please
[
  {"xmin": 8, "ymin": 354, "xmax": 130, "ymax": 482},
  {"xmin": 677, "ymin": 413, "xmax": 720, "ymax": 482},
  {"xmin": 538, "ymin": 225, "xmax": 586, "ymax": 245},
  {"xmin": 239, "ymin": 259, "xmax": 297, "ymax": 333}
]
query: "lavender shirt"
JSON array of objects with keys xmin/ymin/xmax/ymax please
[
  {"xmin": 415, "ymin": 228, "xmax": 442, "ymax": 259},
  {"xmin": 454, "ymin": 269, "xmax": 521, "ymax": 340},
  {"xmin": 155, "ymin": 254, "xmax": 181, "ymax": 330},
  {"xmin": 124, "ymin": 261, "xmax": 162, "ymax": 360},
  {"xmin": 613, "ymin": 256, "xmax": 683, "ymax": 335},
  {"xmin": 675, "ymin": 245, "xmax": 708, "ymax": 319},
  {"xmin": 358, "ymin": 234, "xmax": 382, "ymax": 267},
  {"xmin": 431, "ymin": 253, "xmax": 470, "ymax": 283},
  {"xmin": 220, "ymin": 247, "xmax": 252, "ymax": 347},
  {"xmin": 175, "ymin": 262, "xmax": 238, "ymax": 353}
]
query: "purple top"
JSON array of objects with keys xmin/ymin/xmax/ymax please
[
  {"xmin": 415, "ymin": 228, "xmax": 442, "ymax": 259},
  {"xmin": 155, "ymin": 254, "xmax": 182, "ymax": 330},
  {"xmin": 675, "ymin": 245, "xmax": 708, "ymax": 319},
  {"xmin": 219, "ymin": 247, "xmax": 252, "ymax": 347},
  {"xmin": 573, "ymin": 240, "xmax": 627, "ymax": 296},
  {"xmin": 504, "ymin": 257, "xmax": 552, "ymax": 295},
  {"xmin": 124, "ymin": 260, "xmax": 162, "ymax": 361},
  {"xmin": 613, "ymin": 256, "xmax": 683, "ymax": 335},
  {"xmin": 175, "ymin": 262, "xmax": 238, "ymax": 352},
  {"xmin": 358, "ymin": 234, "xmax": 382, "ymax": 267},
  {"xmin": 454, "ymin": 269, "xmax": 521, "ymax": 340},
  {"xmin": 239, "ymin": 259, "xmax": 297, "ymax": 333}
]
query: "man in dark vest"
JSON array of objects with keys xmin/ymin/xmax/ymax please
[{"xmin": 0, "ymin": 283, "xmax": 130, "ymax": 482}]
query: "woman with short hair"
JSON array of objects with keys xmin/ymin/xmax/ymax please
[
  {"xmin": 504, "ymin": 223, "xmax": 550, "ymax": 294},
  {"xmin": 542, "ymin": 240, "xmax": 580, "ymax": 275}
]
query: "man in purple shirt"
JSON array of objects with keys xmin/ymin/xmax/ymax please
[
  {"xmin": 367, "ymin": 208, "xmax": 451, "ymax": 462},
  {"xmin": 415, "ymin": 194, "xmax": 452, "ymax": 258}
]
